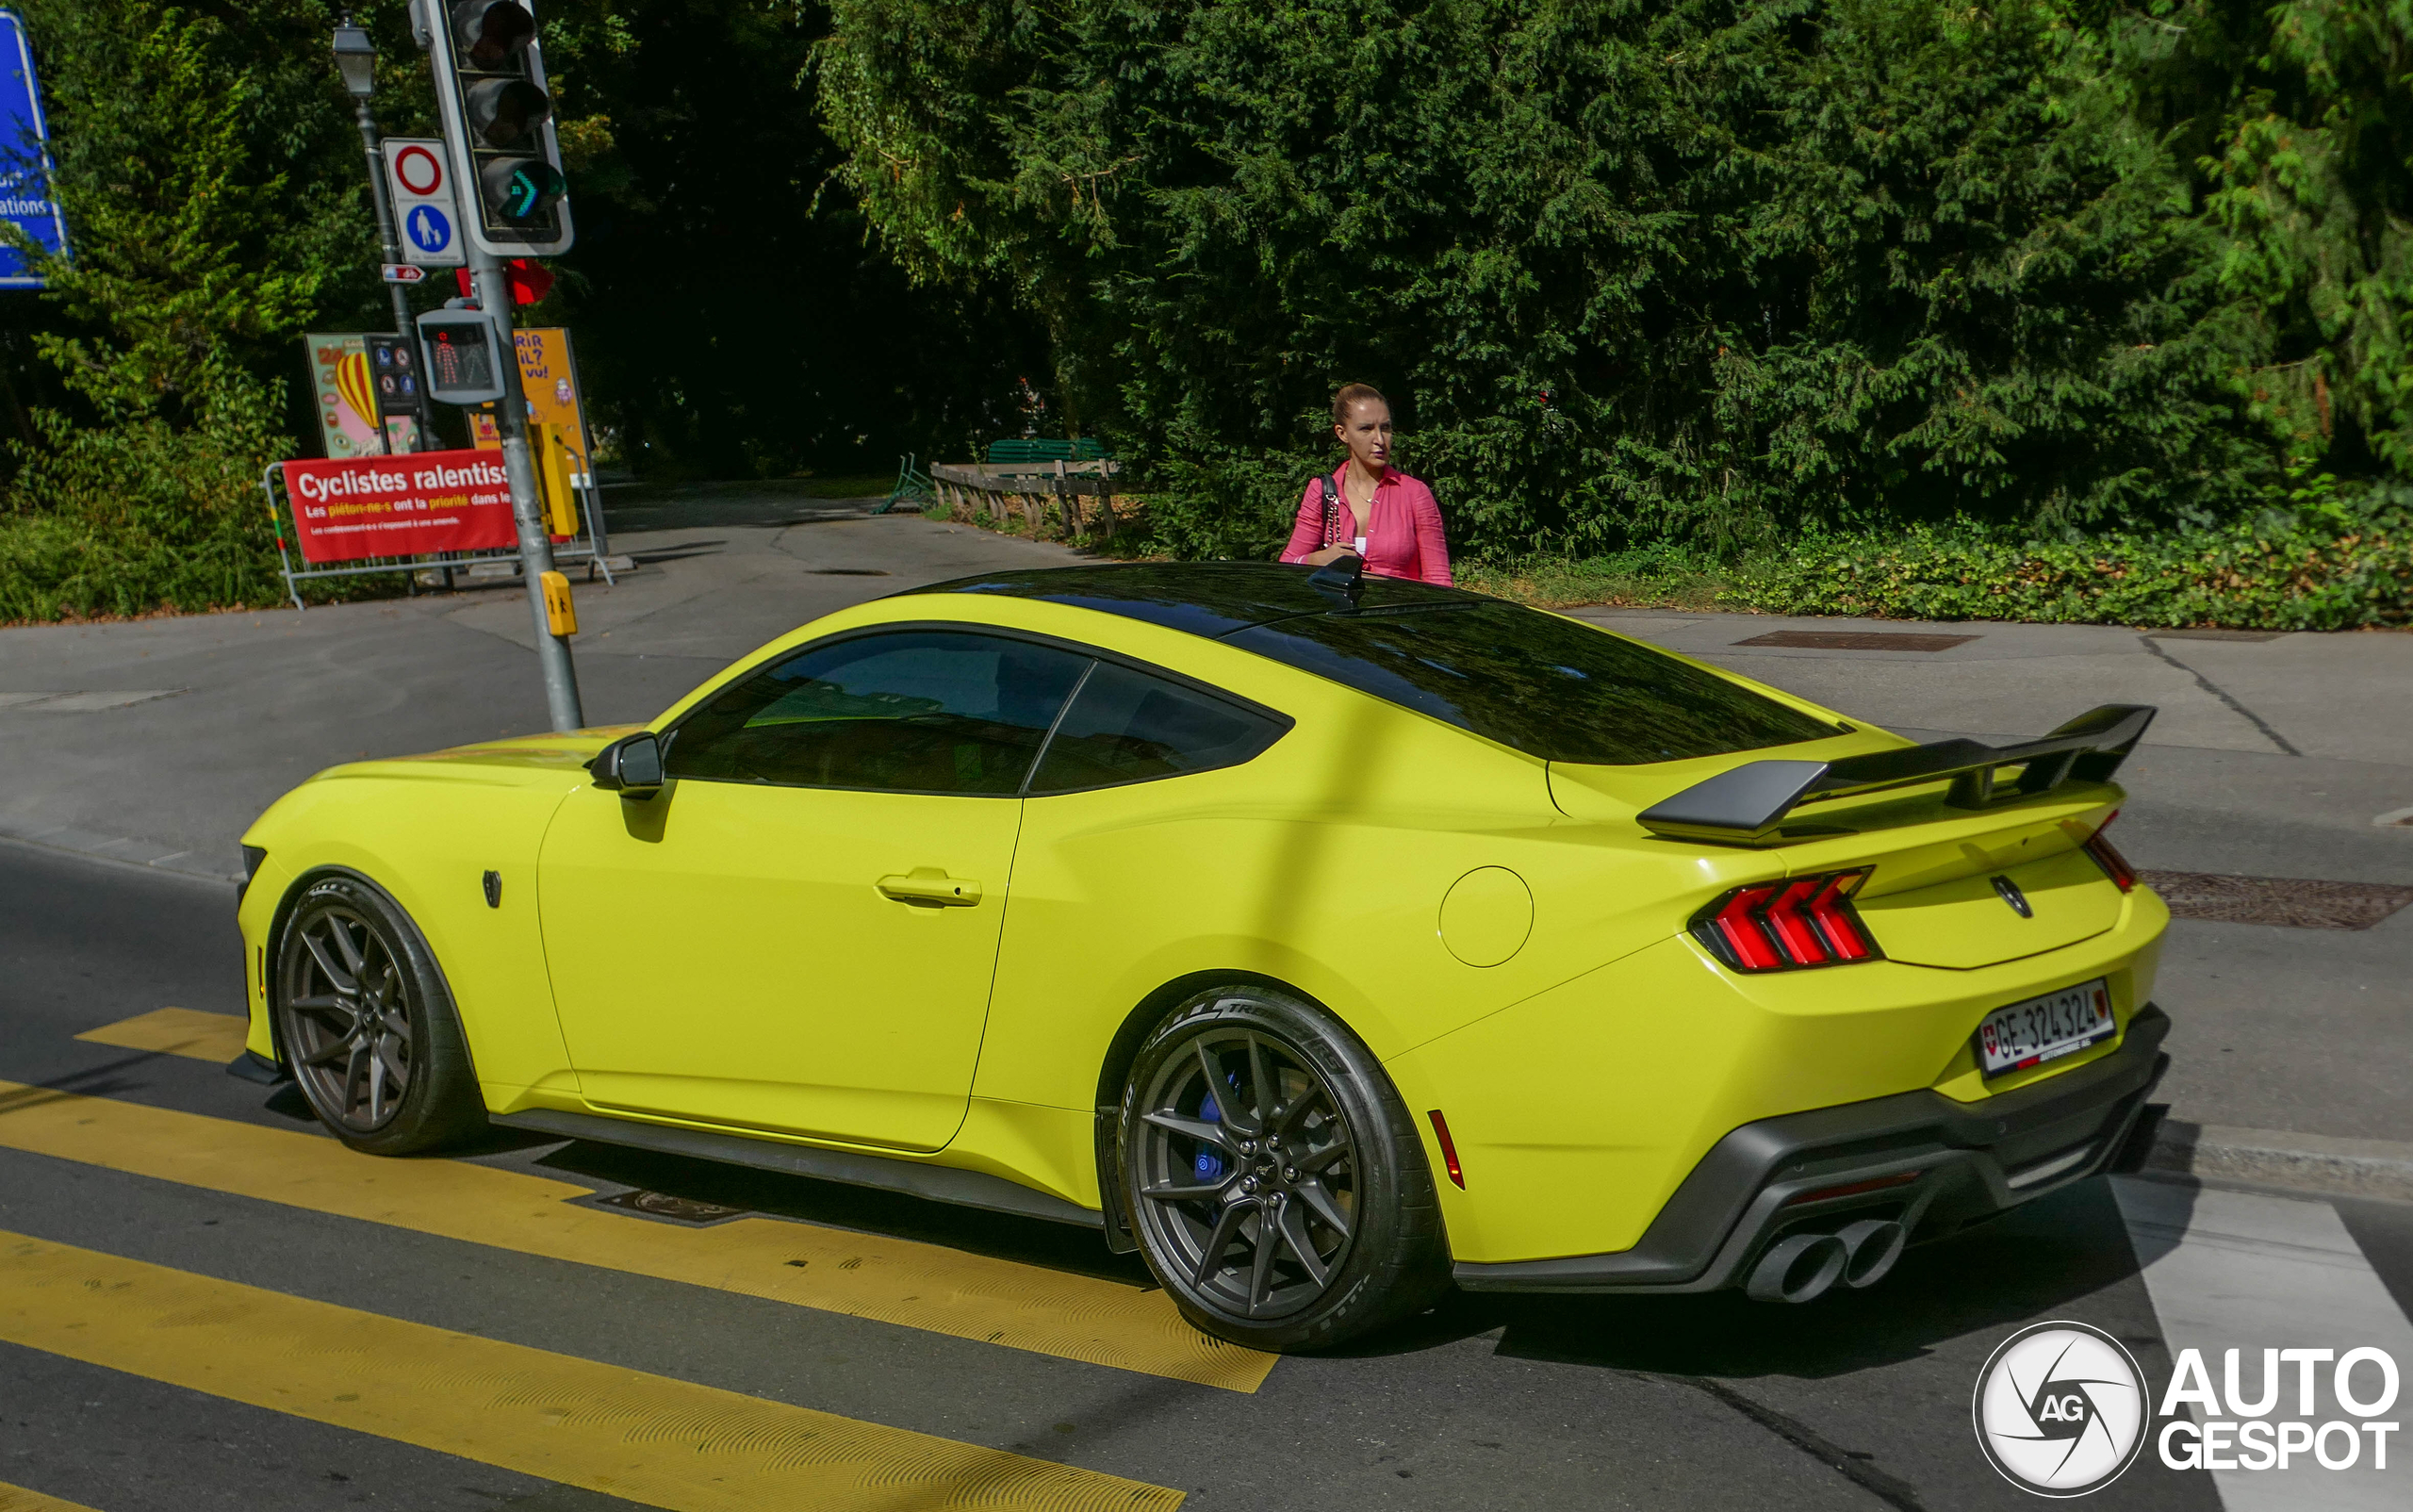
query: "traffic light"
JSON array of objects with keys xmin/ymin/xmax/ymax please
[
  {"xmin": 425, "ymin": 0, "xmax": 574, "ymax": 256},
  {"xmin": 416, "ymin": 307, "xmax": 512, "ymax": 403}
]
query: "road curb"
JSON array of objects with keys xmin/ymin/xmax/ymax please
[
  {"xmin": 0, "ymin": 819, "xmax": 238, "ymax": 885},
  {"xmin": 2147, "ymin": 1119, "xmax": 2413, "ymax": 1203}
]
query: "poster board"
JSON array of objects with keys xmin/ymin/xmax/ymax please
[
  {"xmin": 514, "ymin": 328, "xmax": 593, "ymax": 481},
  {"xmin": 468, "ymin": 328, "xmax": 592, "ymax": 478},
  {"xmin": 279, "ymin": 451, "xmax": 517, "ymax": 563},
  {"xmin": 0, "ymin": 11, "xmax": 68, "ymax": 288},
  {"xmin": 304, "ymin": 334, "xmax": 384, "ymax": 459},
  {"xmin": 367, "ymin": 335, "xmax": 431, "ymax": 455}
]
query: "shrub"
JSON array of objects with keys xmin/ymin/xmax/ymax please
[
  {"xmin": 1721, "ymin": 515, "xmax": 2413, "ymax": 630},
  {"xmin": 0, "ymin": 360, "xmax": 322, "ymax": 621}
]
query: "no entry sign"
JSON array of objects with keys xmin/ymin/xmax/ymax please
[{"xmin": 280, "ymin": 450, "xmax": 517, "ymax": 563}]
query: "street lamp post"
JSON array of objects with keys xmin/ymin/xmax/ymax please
[{"xmin": 332, "ymin": 16, "xmax": 416, "ymax": 347}]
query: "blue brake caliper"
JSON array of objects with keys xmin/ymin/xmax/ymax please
[
  {"xmin": 1195, "ymin": 1093, "xmax": 1226, "ymax": 1182},
  {"xmin": 1193, "ymin": 1070, "xmax": 1241, "ymax": 1183}
]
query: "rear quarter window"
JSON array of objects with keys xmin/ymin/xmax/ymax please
[
  {"xmin": 1028, "ymin": 662, "xmax": 1286, "ymax": 794},
  {"xmin": 1224, "ymin": 602, "xmax": 1835, "ymax": 764}
]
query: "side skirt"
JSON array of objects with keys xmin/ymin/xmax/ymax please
[{"xmin": 490, "ymin": 1107, "xmax": 1106, "ymax": 1231}]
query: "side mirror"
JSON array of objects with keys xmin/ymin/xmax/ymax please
[{"xmin": 588, "ymin": 731, "xmax": 664, "ymax": 799}]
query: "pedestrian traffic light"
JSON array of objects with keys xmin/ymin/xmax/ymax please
[
  {"xmin": 426, "ymin": 0, "xmax": 574, "ymax": 256},
  {"xmin": 416, "ymin": 307, "xmax": 512, "ymax": 403}
]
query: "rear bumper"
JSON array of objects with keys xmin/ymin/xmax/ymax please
[{"xmin": 1453, "ymin": 1004, "xmax": 2169, "ymax": 1294}]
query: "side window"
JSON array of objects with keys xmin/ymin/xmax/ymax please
[
  {"xmin": 1028, "ymin": 661, "xmax": 1285, "ymax": 795},
  {"xmin": 665, "ymin": 630, "xmax": 1089, "ymax": 795}
]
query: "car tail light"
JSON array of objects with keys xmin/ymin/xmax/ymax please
[
  {"xmin": 1807, "ymin": 872, "xmax": 1875, "ymax": 961},
  {"xmin": 2081, "ymin": 810, "xmax": 2136, "ymax": 892},
  {"xmin": 1692, "ymin": 869, "xmax": 1880, "ymax": 972}
]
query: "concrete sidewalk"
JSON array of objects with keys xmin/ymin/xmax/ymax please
[
  {"xmin": 1571, "ymin": 607, "xmax": 2413, "ymax": 885},
  {"xmin": 5, "ymin": 489, "xmax": 2407, "ymax": 1175}
]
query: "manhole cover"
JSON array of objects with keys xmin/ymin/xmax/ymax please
[
  {"xmin": 591, "ymin": 1190, "xmax": 751, "ymax": 1224},
  {"xmin": 2140, "ymin": 871, "xmax": 2413, "ymax": 929},
  {"xmin": 811, "ymin": 568, "xmax": 890, "ymax": 576},
  {"xmin": 1732, "ymin": 631, "xmax": 1979, "ymax": 652}
]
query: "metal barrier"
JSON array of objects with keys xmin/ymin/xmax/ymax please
[
  {"xmin": 260, "ymin": 457, "xmax": 618, "ymax": 611},
  {"xmin": 875, "ymin": 452, "xmax": 936, "ymax": 515}
]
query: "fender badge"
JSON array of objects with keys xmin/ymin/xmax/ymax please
[{"xmin": 1992, "ymin": 875, "xmax": 2032, "ymax": 918}]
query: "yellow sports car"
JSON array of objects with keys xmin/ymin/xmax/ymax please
[{"xmin": 234, "ymin": 561, "xmax": 2171, "ymax": 1350}]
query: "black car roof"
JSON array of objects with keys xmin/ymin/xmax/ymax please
[
  {"xmin": 903, "ymin": 561, "xmax": 1483, "ymax": 639},
  {"xmin": 891, "ymin": 561, "xmax": 1842, "ymax": 766}
]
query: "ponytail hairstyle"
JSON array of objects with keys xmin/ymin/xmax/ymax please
[{"xmin": 1330, "ymin": 383, "xmax": 1387, "ymax": 432}]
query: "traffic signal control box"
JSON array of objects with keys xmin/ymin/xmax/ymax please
[
  {"xmin": 539, "ymin": 569, "xmax": 577, "ymax": 636},
  {"xmin": 531, "ymin": 421, "xmax": 580, "ymax": 537}
]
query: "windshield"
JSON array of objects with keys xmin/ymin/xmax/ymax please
[{"xmin": 1224, "ymin": 603, "xmax": 1837, "ymax": 764}]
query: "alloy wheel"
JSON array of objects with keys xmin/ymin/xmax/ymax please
[
  {"xmin": 1132, "ymin": 1027, "xmax": 1358, "ymax": 1320},
  {"xmin": 283, "ymin": 903, "xmax": 415, "ymax": 1132}
]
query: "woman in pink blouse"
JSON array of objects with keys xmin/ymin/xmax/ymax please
[{"xmin": 1278, "ymin": 384, "xmax": 1453, "ymax": 585}]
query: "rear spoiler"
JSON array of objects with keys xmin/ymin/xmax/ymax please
[{"xmin": 1635, "ymin": 703, "xmax": 2156, "ymax": 846}]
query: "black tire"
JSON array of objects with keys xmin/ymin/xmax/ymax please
[
  {"xmin": 273, "ymin": 872, "xmax": 485, "ymax": 1156},
  {"xmin": 1118, "ymin": 985, "xmax": 1449, "ymax": 1351}
]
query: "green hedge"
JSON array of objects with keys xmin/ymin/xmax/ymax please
[
  {"xmin": 1455, "ymin": 487, "xmax": 2413, "ymax": 630},
  {"xmin": 1717, "ymin": 525, "xmax": 2413, "ymax": 632},
  {"xmin": 1719, "ymin": 524, "xmax": 2413, "ymax": 631}
]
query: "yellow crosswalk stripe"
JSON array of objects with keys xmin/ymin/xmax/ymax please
[
  {"xmin": 73, "ymin": 1008, "xmax": 248, "ymax": 1064},
  {"xmin": 0, "ymin": 1480, "xmax": 104, "ymax": 1512},
  {"xmin": 0, "ymin": 1079, "xmax": 1270, "ymax": 1391},
  {"xmin": 0, "ymin": 1230, "xmax": 1181, "ymax": 1512},
  {"xmin": 71, "ymin": 1008, "xmax": 249, "ymax": 1065}
]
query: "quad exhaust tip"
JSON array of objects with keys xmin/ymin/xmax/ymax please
[{"xmin": 1746, "ymin": 1218, "xmax": 1907, "ymax": 1303}]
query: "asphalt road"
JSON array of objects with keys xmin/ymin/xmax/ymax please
[
  {"xmin": 3, "ymin": 838, "xmax": 2408, "ymax": 1511},
  {"xmin": 2, "ymin": 486, "xmax": 2409, "ymax": 1509},
  {"xmin": 4, "ymin": 487, "xmax": 2407, "ymax": 1148}
]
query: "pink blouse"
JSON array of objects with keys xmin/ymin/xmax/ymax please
[{"xmin": 1279, "ymin": 467, "xmax": 1453, "ymax": 585}]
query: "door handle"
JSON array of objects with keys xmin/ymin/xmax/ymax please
[{"xmin": 876, "ymin": 867, "xmax": 983, "ymax": 907}]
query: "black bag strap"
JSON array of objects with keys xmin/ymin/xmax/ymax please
[{"xmin": 1319, "ymin": 471, "xmax": 1341, "ymax": 549}]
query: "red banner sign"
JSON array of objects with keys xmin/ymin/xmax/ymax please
[{"xmin": 280, "ymin": 450, "xmax": 518, "ymax": 564}]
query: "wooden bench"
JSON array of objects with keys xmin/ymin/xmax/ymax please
[{"xmin": 985, "ymin": 436, "xmax": 1110, "ymax": 467}]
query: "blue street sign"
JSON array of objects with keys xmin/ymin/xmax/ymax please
[
  {"xmin": 0, "ymin": 11, "xmax": 64, "ymax": 288},
  {"xmin": 404, "ymin": 204, "xmax": 453, "ymax": 256}
]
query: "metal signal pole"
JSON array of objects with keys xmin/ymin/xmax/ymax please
[{"xmin": 468, "ymin": 243, "xmax": 584, "ymax": 732}]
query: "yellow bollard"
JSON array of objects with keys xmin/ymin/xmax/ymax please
[{"xmin": 539, "ymin": 569, "xmax": 578, "ymax": 637}]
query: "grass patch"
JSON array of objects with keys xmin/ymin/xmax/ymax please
[{"xmin": 1457, "ymin": 545, "xmax": 1740, "ymax": 611}]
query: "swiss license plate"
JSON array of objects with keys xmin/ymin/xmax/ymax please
[{"xmin": 1976, "ymin": 978, "xmax": 2116, "ymax": 1078}]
